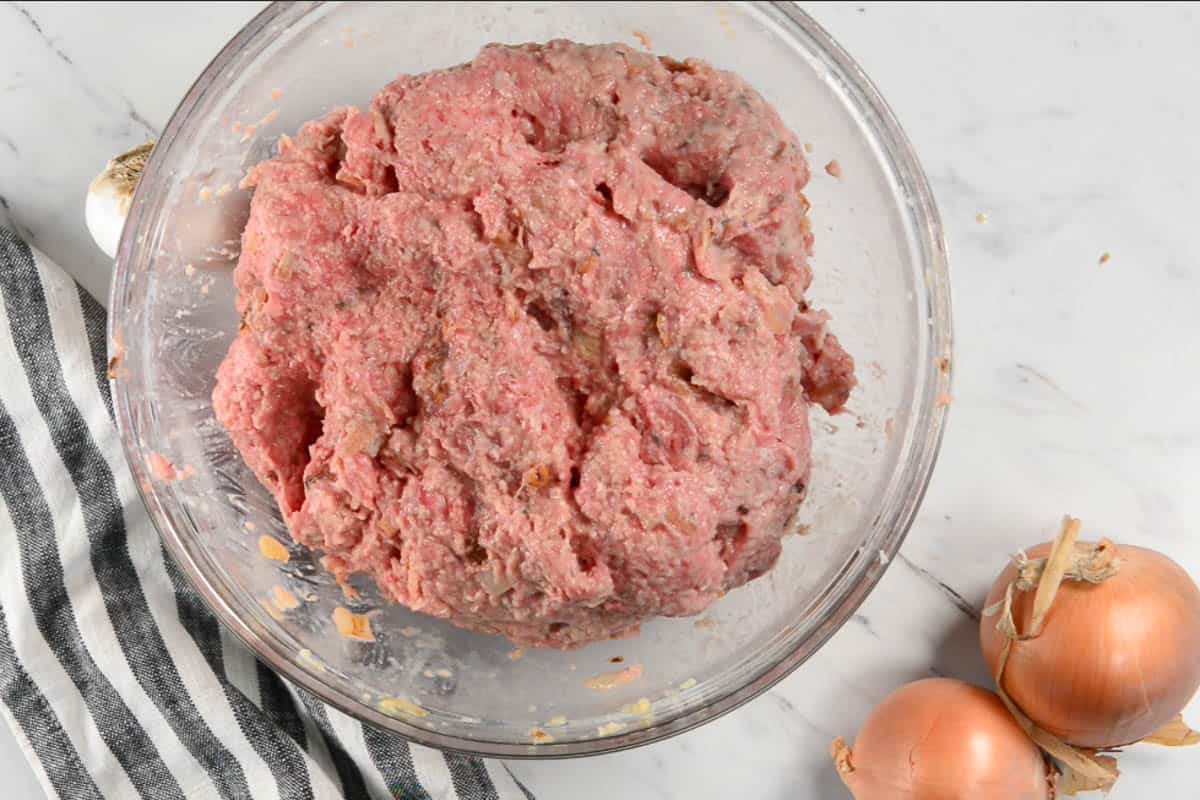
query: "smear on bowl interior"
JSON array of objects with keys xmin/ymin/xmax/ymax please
[{"xmin": 214, "ymin": 40, "xmax": 855, "ymax": 650}]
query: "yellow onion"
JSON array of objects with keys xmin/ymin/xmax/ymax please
[
  {"xmin": 831, "ymin": 678, "xmax": 1051, "ymax": 799},
  {"xmin": 981, "ymin": 536, "xmax": 1200, "ymax": 748}
]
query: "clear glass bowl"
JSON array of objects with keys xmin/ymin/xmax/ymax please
[{"xmin": 110, "ymin": 1, "xmax": 951, "ymax": 757}]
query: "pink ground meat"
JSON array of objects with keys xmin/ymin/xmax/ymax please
[{"xmin": 213, "ymin": 41, "xmax": 854, "ymax": 648}]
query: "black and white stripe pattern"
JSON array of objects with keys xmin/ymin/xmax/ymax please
[{"xmin": 0, "ymin": 228, "xmax": 534, "ymax": 800}]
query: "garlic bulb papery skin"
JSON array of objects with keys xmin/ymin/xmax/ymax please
[{"xmin": 85, "ymin": 142, "xmax": 153, "ymax": 259}]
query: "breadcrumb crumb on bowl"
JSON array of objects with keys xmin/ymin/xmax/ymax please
[{"xmin": 110, "ymin": 1, "xmax": 950, "ymax": 758}]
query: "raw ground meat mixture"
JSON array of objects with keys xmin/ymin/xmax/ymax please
[{"xmin": 213, "ymin": 41, "xmax": 855, "ymax": 648}]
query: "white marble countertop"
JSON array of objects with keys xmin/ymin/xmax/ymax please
[{"xmin": 4, "ymin": 2, "xmax": 1200, "ymax": 798}]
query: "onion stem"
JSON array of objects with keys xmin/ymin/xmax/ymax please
[{"xmin": 1029, "ymin": 517, "xmax": 1081, "ymax": 636}]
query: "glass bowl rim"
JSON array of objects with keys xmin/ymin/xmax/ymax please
[{"xmin": 109, "ymin": 0, "xmax": 953, "ymax": 759}]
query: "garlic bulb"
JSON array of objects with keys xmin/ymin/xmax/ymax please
[{"xmin": 85, "ymin": 142, "xmax": 153, "ymax": 258}]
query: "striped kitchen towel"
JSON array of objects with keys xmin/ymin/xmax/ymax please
[{"xmin": 0, "ymin": 228, "xmax": 534, "ymax": 800}]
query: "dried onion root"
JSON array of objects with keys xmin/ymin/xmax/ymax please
[{"xmin": 981, "ymin": 516, "xmax": 1200, "ymax": 794}]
